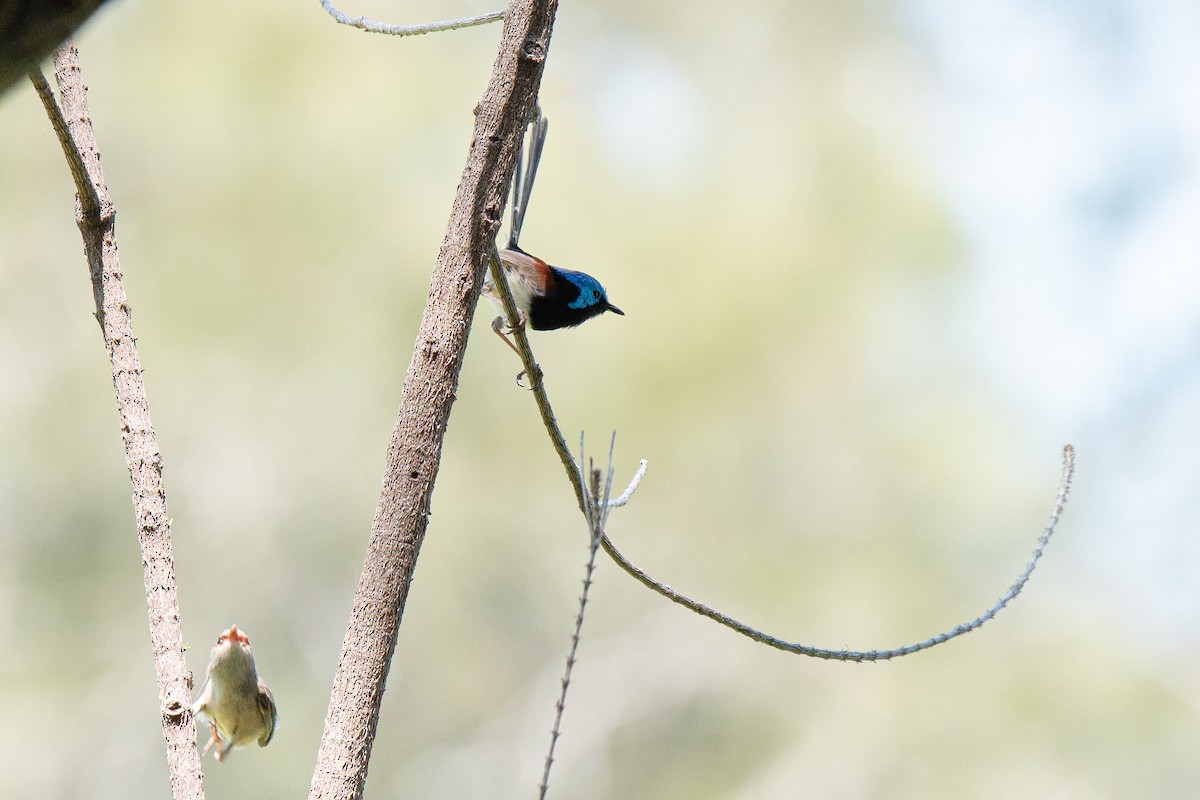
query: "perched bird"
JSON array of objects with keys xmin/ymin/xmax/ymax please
[
  {"xmin": 484, "ymin": 245, "xmax": 623, "ymax": 354},
  {"xmin": 192, "ymin": 624, "xmax": 277, "ymax": 762},
  {"xmin": 483, "ymin": 108, "xmax": 623, "ymax": 358}
]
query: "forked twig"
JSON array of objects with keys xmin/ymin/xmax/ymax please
[
  {"xmin": 28, "ymin": 70, "xmax": 101, "ymax": 220},
  {"xmin": 319, "ymin": 0, "xmax": 503, "ymax": 37}
]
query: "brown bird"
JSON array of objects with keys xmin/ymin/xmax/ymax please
[{"xmin": 192, "ymin": 624, "xmax": 277, "ymax": 762}]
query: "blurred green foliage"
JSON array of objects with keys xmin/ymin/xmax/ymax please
[{"xmin": 0, "ymin": 1, "xmax": 1188, "ymax": 798}]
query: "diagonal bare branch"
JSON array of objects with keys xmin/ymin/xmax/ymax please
[
  {"xmin": 309, "ymin": 2, "xmax": 560, "ymax": 798},
  {"xmin": 487, "ymin": 243, "xmax": 584, "ymax": 501},
  {"xmin": 31, "ymin": 42, "xmax": 204, "ymax": 800}
]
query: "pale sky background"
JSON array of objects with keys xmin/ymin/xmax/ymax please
[{"xmin": 918, "ymin": 0, "xmax": 1200, "ymax": 643}]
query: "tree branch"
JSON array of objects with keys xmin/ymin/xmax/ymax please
[
  {"xmin": 539, "ymin": 436, "xmax": 612, "ymax": 799},
  {"xmin": 601, "ymin": 443, "xmax": 1075, "ymax": 661},
  {"xmin": 318, "ymin": 0, "xmax": 503, "ymax": 37},
  {"xmin": 487, "ymin": 243, "xmax": 582, "ymax": 501},
  {"xmin": 307, "ymin": 2, "xmax": 559, "ymax": 798},
  {"xmin": 31, "ymin": 42, "xmax": 204, "ymax": 800}
]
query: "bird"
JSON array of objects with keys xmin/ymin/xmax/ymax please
[
  {"xmin": 483, "ymin": 108, "xmax": 623, "ymax": 358},
  {"xmin": 192, "ymin": 624, "xmax": 277, "ymax": 762},
  {"xmin": 483, "ymin": 245, "xmax": 623, "ymax": 356}
]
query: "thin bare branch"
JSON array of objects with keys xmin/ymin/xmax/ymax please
[
  {"xmin": 492, "ymin": 251, "xmax": 1076, "ymax": 659},
  {"xmin": 487, "ymin": 243, "xmax": 583, "ymax": 502},
  {"xmin": 28, "ymin": 68, "xmax": 101, "ymax": 220},
  {"xmin": 32, "ymin": 41, "xmax": 204, "ymax": 800},
  {"xmin": 608, "ymin": 459, "xmax": 647, "ymax": 509},
  {"xmin": 538, "ymin": 438, "xmax": 609, "ymax": 799},
  {"xmin": 602, "ymin": 444, "xmax": 1075, "ymax": 661},
  {"xmin": 319, "ymin": 0, "xmax": 503, "ymax": 37}
]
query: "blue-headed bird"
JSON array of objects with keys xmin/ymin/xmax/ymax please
[{"xmin": 483, "ymin": 110, "xmax": 623, "ymax": 357}]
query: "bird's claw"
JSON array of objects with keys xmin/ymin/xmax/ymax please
[
  {"xmin": 202, "ymin": 721, "xmax": 224, "ymax": 760},
  {"xmin": 515, "ymin": 364, "xmax": 543, "ymax": 388}
]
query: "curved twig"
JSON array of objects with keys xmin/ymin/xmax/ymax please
[
  {"xmin": 608, "ymin": 458, "xmax": 648, "ymax": 509},
  {"xmin": 490, "ymin": 239, "xmax": 1076, "ymax": 658},
  {"xmin": 319, "ymin": 0, "xmax": 503, "ymax": 37},
  {"xmin": 602, "ymin": 444, "xmax": 1074, "ymax": 661}
]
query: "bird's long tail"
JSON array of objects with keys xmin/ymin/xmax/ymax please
[{"xmin": 508, "ymin": 106, "xmax": 548, "ymax": 250}]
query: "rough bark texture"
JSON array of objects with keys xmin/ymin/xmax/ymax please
[
  {"xmin": 308, "ymin": 2, "xmax": 559, "ymax": 798},
  {"xmin": 46, "ymin": 43, "xmax": 205, "ymax": 799},
  {"xmin": 0, "ymin": 0, "xmax": 111, "ymax": 96}
]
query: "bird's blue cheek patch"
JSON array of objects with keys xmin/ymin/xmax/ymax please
[{"xmin": 568, "ymin": 291, "xmax": 600, "ymax": 310}]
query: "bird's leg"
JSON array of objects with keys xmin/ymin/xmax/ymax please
[
  {"xmin": 491, "ymin": 313, "xmax": 542, "ymax": 385},
  {"xmin": 491, "ymin": 314, "xmax": 525, "ymax": 359},
  {"xmin": 215, "ymin": 723, "xmax": 231, "ymax": 762},
  {"xmin": 202, "ymin": 721, "xmax": 222, "ymax": 757}
]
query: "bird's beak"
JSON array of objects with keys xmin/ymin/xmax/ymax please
[{"xmin": 606, "ymin": 302, "xmax": 624, "ymax": 316}]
